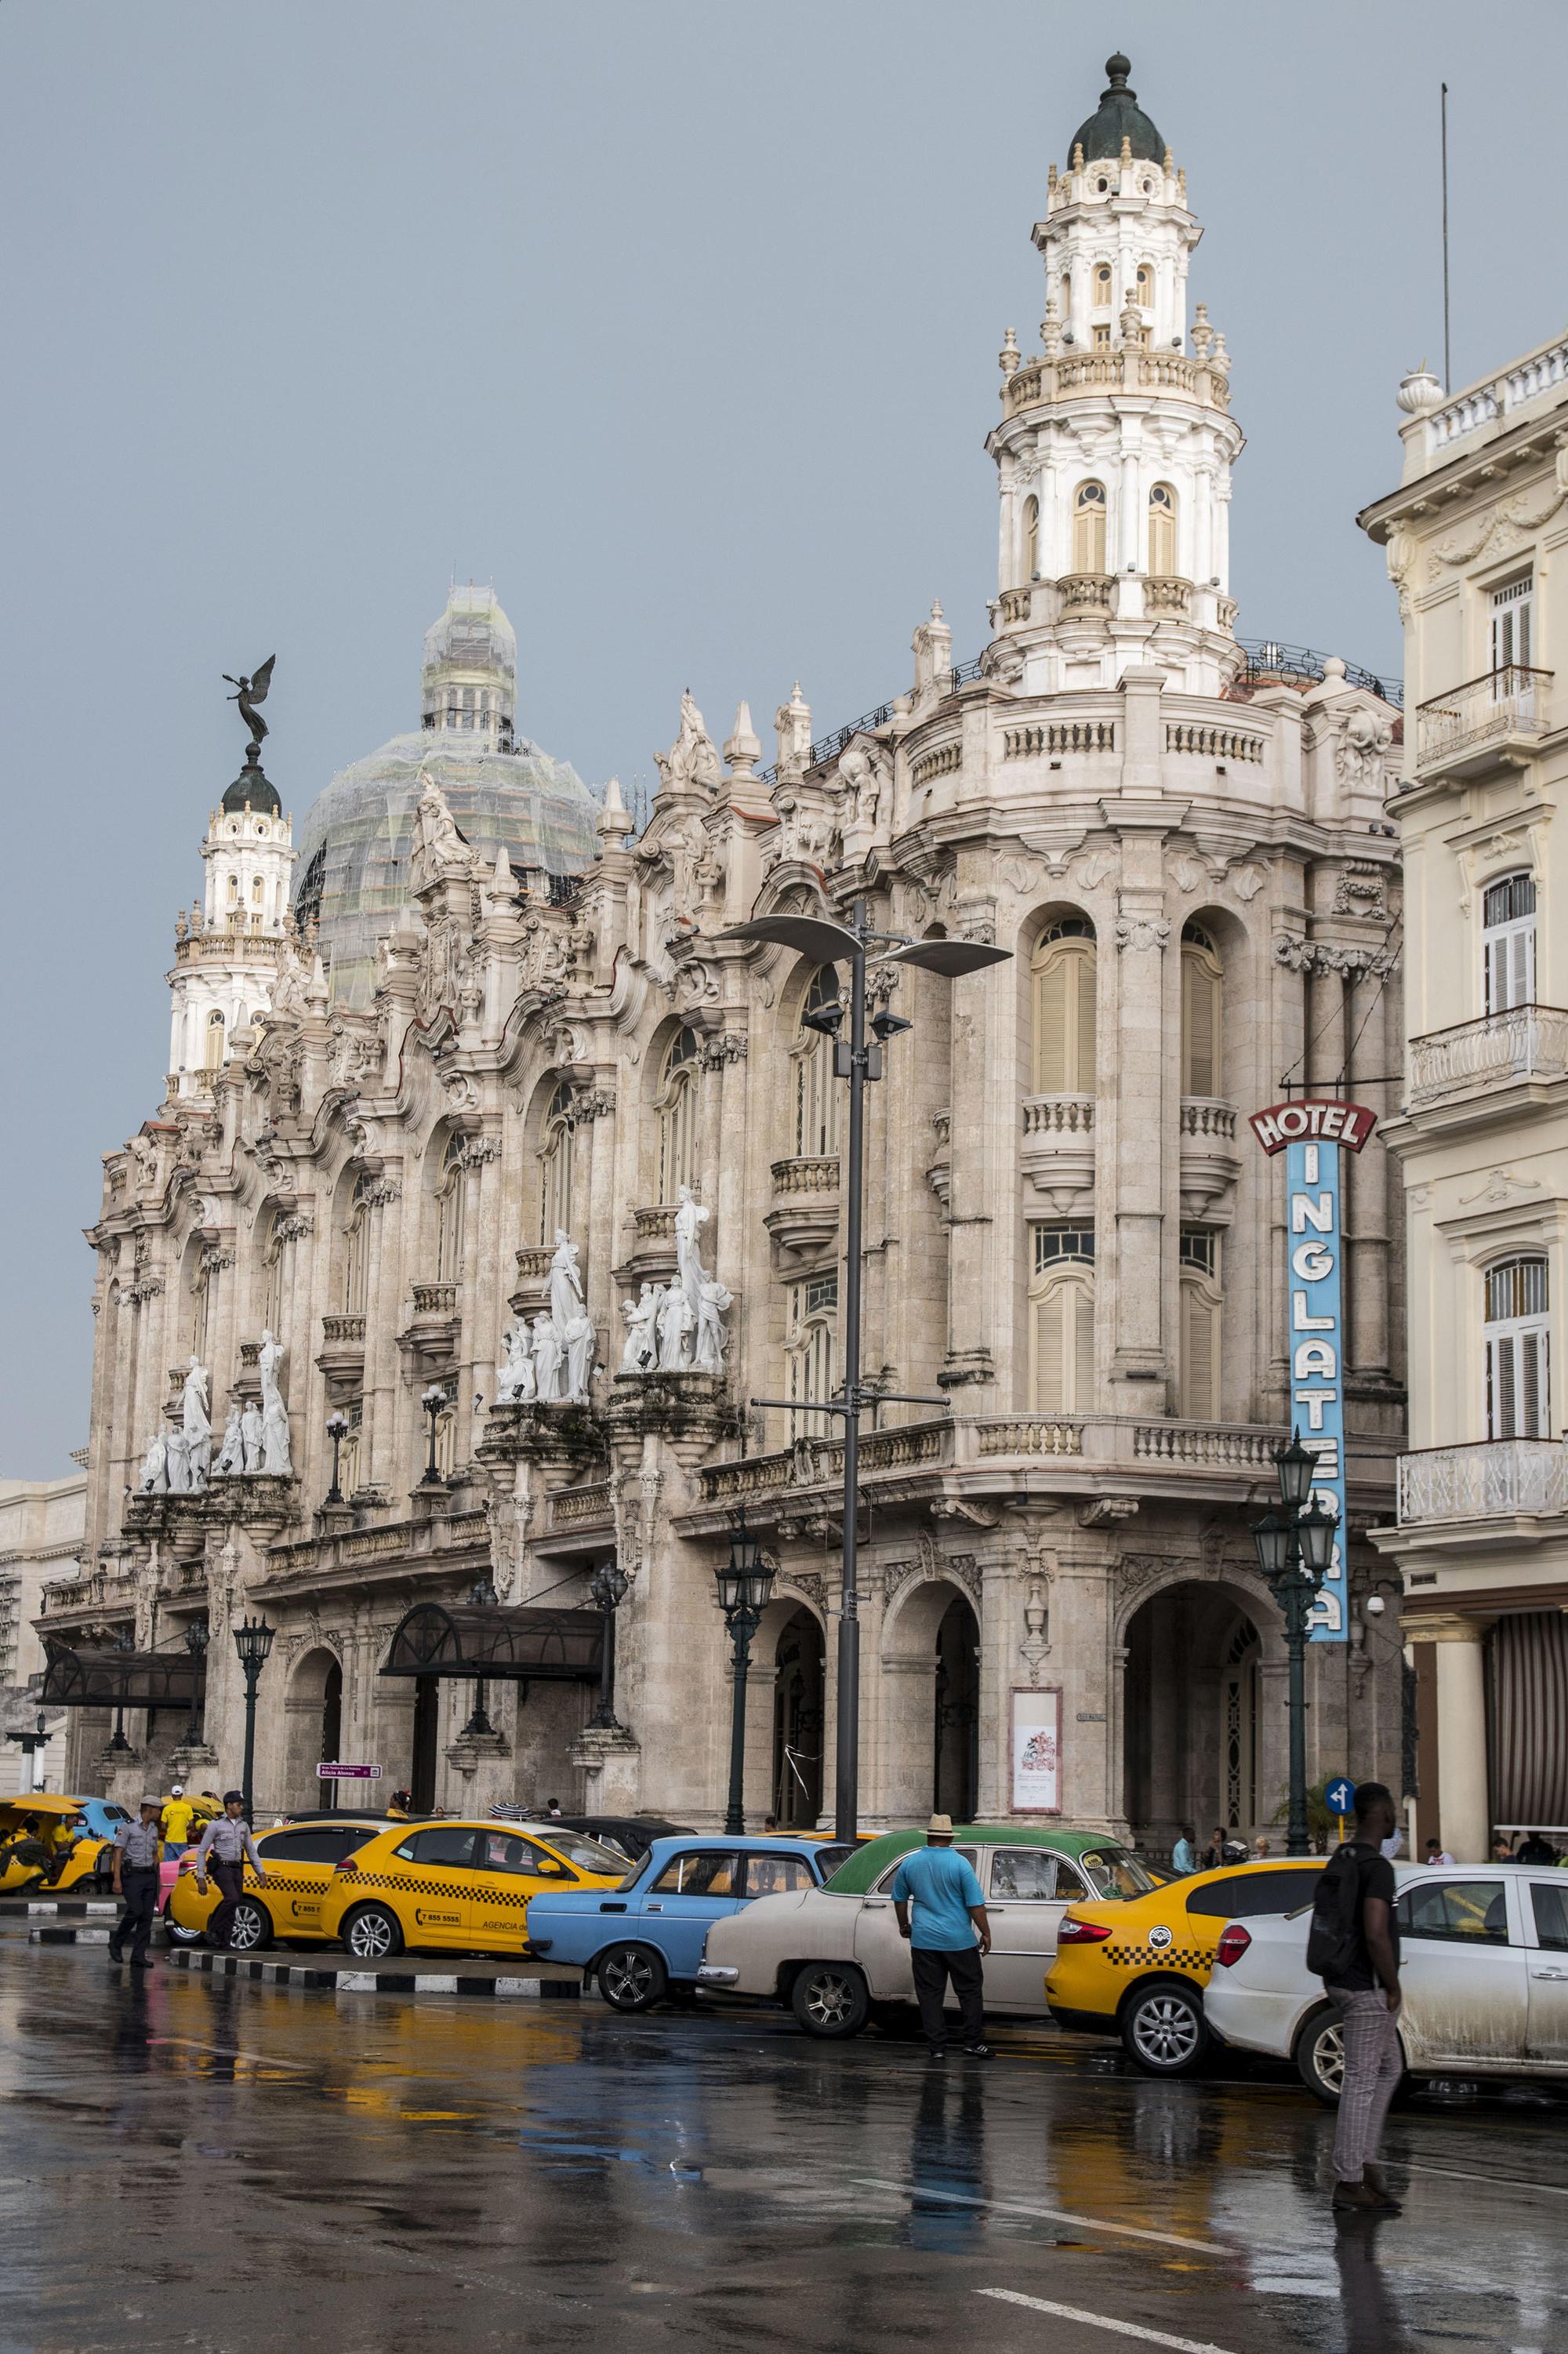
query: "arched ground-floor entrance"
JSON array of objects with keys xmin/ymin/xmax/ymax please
[
  {"xmin": 878, "ymin": 1578, "xmax": 982, "ymax": 1824},
  {"xmin": 282, "ymin": 1647, "xmax": 346, "ymax": 1812},
  {"xmin": 1123, "ymin": 1581, "xmax": 1273, "ymax": 1858},
  {"xmin": 771, "ymin": 1606, "xmax": 825, "ymax": 1827}
]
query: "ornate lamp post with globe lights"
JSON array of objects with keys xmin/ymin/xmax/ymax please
[
  {"xmin": 232, "ymin": 1615, "xmax": 275, "ymax": 1824},
  {"xmin": 182, "ymin": 1618, "xmax": 209, "ymax": 1749},
  {"xmin": 714, "ymin": 1515, "xmax": 775, "ymax": 1836},
  {"xmin": 587, "ymin": 1561, "xmax": 630, "ymax": 1731},
  {"xmin": 1251, "ymin": 1433, "xmax": 1339, "ymax": 1858}
]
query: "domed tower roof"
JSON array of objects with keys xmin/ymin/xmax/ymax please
[
  {"xmin": 1069, "ymin": 53, "xmax": 1164, "ymax": 165},
  {"xmin": 292, "ymin": 590, "xmax": 601, "ymax": 1008},
  {"xmin": 220, "ymin": 753, "xmax": 282, "ymax": 818}
]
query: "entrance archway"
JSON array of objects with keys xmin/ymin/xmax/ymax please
[
  {"xmin": 771, "ymin": 1607, "xmax": 825, "ymax": 1827},
  {"xmin": 281, "ymin": 1647, "xmax": 345, "ymax": 1810},
  {"xmin": 411, "ymin": 1677, "xmax": 440, "ymax": 1810},
  {"xmin": 1123, "ymin": 1582, "xmax": 1271, "ymax": 1858},
  {"xmin": 880, "ymin": 1577, "xmax": 982, "ymax": 1823},
  {"xmin": 934, "ymin": 1596, "xmax": 979, "ymax": 1820}
]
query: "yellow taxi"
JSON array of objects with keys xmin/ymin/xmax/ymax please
[
  {"xmin": 163, "ymin": 1815, "xmax": 399, "ymax": 1950},
  {"xmin": 317, "ymin": 1818, "xmax": 629, "ymax": 1960},
  {"xmin": 0, "ymin": 1795, "xmax": 114, "ymax": 1895},
  {"xmin": 1045, "ymin": 1855, "xmax": 1327, "ymax": 2075}
]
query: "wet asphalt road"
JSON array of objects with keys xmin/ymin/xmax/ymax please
[{"xmin": 2, "ymin": 1934, "xmax": 1566, "ymax": 2354}]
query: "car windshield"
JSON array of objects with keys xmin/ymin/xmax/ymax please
[
  {"xmin": 538, "ymin": 1833, "xmax": 626, "ymax": 1874},
  {"xmin": 1078, "ymin": 1847, "xmax": 1159, "ymax": 1898}
]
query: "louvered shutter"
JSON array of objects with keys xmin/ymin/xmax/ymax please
[
  {"xmin": 1181, "ymin": 1284, "xmax": 1218, "ymax": 1419},
  {"xmin": 1033, "ymin": 957, "xmax": 1069, "ymax": 1093},
  {"xmin": 1035, "ymin": 1285, "xmax": 1067, "ymax": 1411},
  {"xmin": 1523, "ymin": 1328, "xmax": 1550, "ymax": 1438},
  {"xmin": 1076, "ymin": 956, "xmax": 1098, "ymax": 1093},
  {"xmin": 1073, "ymin": 1281, "xmax": 1095, "ymax": 1409},
  {"xmin": 1183, "ymin": 954, "xmax": 1217, "ymax": 1095}
]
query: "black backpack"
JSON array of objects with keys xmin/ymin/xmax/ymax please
[{"xmin": 1305, "ymin": 1845, "xmax": 1363, "ymax": 1981}]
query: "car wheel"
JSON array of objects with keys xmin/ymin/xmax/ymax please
[
  {"xmin": 343, "ymin": 1905, "xmax": 403, "ymax": 1961},
  {"xmin": 597, "ymin": 1945, "xmax": 668, "ymax": 2011},
  {"xmin": 1297, "ymin": 2004, "xmax": 1352, "ymax": 2105},
  {"xmin": 1120, "ymin": 1978, "xmax": 1209, "ymax": 2076},
  {"xmin": 791, "ymin": 1962, "xmax": 870, "ymax": 2040},
  {"xmin": 227, "ymin": 1899, "xmax": 273, "ymax": 1953},
  {"xmin": 162, "ymin": 1904, "xmax": 204, "ymax": 1947}
]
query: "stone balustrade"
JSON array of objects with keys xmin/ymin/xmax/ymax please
[
  {"xmin": 259, "ymin": 1504, "xmax": 492, "ymax": 1592},
  {"xmin": 320, "ymin": 1313, "xmax": 366, "ymax": 1346},
  {"xmin": 1178, "ymin": 1096, "xmax": 1240, "ymax": 1216},
  {"xmin": 1144, "ymin": 576, "xmax": 1192, "ymax": 616},
  {"xmin": 998, "ymin": 586, "xmax": 1034, "ymax": 626},
  {"xmin": 1165, "ymin": 721, "xmax": 1265, "ymax": 763},
  {"xmin": 771, "ymin": 1157, "xmax": 840, "ymax": 1197},
  {"xmin": 632, "ymin": 1205, "xmax": 678, "ymax": 1246},
  {"xmin": 548, "ymin": 1482, "xmax": 614, "ymax": 1529},
  {"xmin": 1397, "ymin": 1437, "xmax": 1568, "ymax": 1527},
  {"xmin": 1004, "ymin": 718, "xmax": 1117, "ymax": 760},
  {"xmin": 1004, "ymin": 347, "xmax": 1229, "ymax": 419},
  {"xmin": 514, "ymin": 1246, "xmax": 555, "ymax": 1284},
  {"xmin": 1022, "ymin": 1093, "xmax": 1095, "ymax": 1137},
  {"xmin": 1058, "ymin": 572, "xmax": 1113, "ymax": 615},
  {"xmin": 1022, "ymin": 1094, "xmax": 1094, "ymax": 1215},
  {"xmin": 1406, "ymin": 1004, "xmax": 1568, "ymax": 1107},
  {"xmin": 1414, "ymin": 664, "xmax": 1550, "ymax": 780},
  {"xmin": 410, "ymin": 1281, "xmax": 459, "ymax": 1317}
]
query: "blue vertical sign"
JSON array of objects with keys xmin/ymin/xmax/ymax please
[{"xmin": 1250, "ymin": 1099, "xmax": 1379, "ymax": 1645}]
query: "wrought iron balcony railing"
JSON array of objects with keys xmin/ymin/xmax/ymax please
[
  {"xmin": 1406, "ymin": 1003, "xmax": 1568, "ymax": 1106},
  {"xmin": 1398, "ymin": 1437, "xmax": 1568, "ymax": 1526},
  {"xmin": 1414, "ymin": 664, "xmax": 1550, "ymax": 777}
]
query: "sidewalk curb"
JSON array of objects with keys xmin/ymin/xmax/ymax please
[
  {"xmin": 165, "ymin": 1949, "xmax": 590, "ymax": 1998},
  {"xmin": 1, "ymin": 1900, "xmax": 118, "ymax": 1918},
  {"xmin": 32, "ymin": 1926, "xmax": 113, "ymax": 1944}
]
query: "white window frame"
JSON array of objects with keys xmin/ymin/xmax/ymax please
[
  {"xmin": 1484, "ymin": 1255, "xmax": 1550, "ymax": 1440},
  {"xmin": 1490, "ymin": 574, "xmax": 1534, "ymax": 679},
  {"xmin": 1483, "ymin": 871, "xmax": 1536, "ymax": 1015}
]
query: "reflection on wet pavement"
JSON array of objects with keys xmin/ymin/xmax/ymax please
[{"xmin": 0, "ymin": 1941, "xmax": 1563, "ymax": 2352}]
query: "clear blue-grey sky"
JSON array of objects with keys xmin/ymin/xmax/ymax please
[{"xmin": 4, "ymin": 1, "xmax": 1566, "ymax": 1471}]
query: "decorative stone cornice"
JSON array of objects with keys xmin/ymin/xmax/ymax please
[{"xmin": 1272, "ymin": 936, "xmax": 1401, "ymax": 978}]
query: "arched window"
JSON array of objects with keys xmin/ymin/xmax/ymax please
[
  {"xmin": 1134, "ymin": 263, "xmax": 1153, "ymax": 308},
  {"xmin": 205, "ymin": 1008, "xmax": 226, "ymax": 1070},
  {"xmin": 1094, "ymin": 263, "xmax": 1112, "ymax": 307},
  {"xmin": 788, "ymin": 1272, "xmax": 839, "ymax": 1439},
  {"xmin": 1181, "ymin": 922, "xmax": 1224, "ymax": 1098},
  {"xmin": 1148, "ymin": 482, "xmax": 1178, "ymax": 577},
  {"xmin": 656, "ymin": 1026, "xmax": 701, "ymax": 1201},
  {"xmin": 1485, "ymin": 1256, "xmax": 1550, "ymax": 1439},
  {"xmin": 260, "ymin": 1207, "xmax": 285, "ymax": 1335},
  {"xmin": 1029, "ymin": 1226, "xmax": 1095, "ymax": 1412},
  {"xmin": 1022, "ymin": 495, "xmax": 1040, "ymax": 583},
  {"xmin": 434, "ymin": 1132, "xmax": 466, "ymax": 1283},
  {"xmin": 342, "ymin": 1172, "xmax": 371, "ymax": 1314},
  {"xmin": 537, "ymin": 1081, "xmax": 574, "ymax": 1244},
  {"xmin": 1030, "ymin": 920, "xmax": 1097, "ymax": 1095},
  {"xmin": 794, "ymin": 970, "xmax": 842, "ymax": 1158},
  {"xmin": 251, "ymin": 874, "xmax": 263, "ymax": 904},
  {"xmin": 1073, "ymin": 481, "xmax": 1107, "ymax": 575},
  {"xmin": 1179, "ymin": 1227, "xmax": 1221, "ymax": 1419},
  {"xmin": 1483, "ymin": 870, "xmax": 1536, "ymax": 1012},
  {"xmin": 187, "ymin": 1243, "xmax": 212, "ymax": 1364},
  {"xmin": 227, "ymin": 873, "xmax": 239, "ymax": 905}
]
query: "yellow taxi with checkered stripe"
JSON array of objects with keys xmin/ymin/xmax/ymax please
[
  {"xmin": 162, "ymin": 1815, "xmax": 399, "ymax": 1949},
  {"xmin": 318, "ymin": 1818, "xmax": 628, "ymax": 1960},
  {"xmin": 1044, "ymin": 1856, "xmax": 1327, "ymax": 2075}
]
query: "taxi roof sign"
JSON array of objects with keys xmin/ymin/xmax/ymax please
[{"xmin": 1250, "ymin": 1099, "xmax": 1377, "ymax": 1156}]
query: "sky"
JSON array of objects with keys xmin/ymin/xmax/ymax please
[{"xmin": 5, "ymin": 0, "xmax": 1566, "ymax": 1473}]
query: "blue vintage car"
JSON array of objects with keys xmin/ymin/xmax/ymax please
[{"xmin": 526, "ymin": 1832, "xmax": 853, "ymax": 2011}]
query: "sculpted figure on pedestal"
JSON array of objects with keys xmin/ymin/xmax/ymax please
[
  {"xmin": 212, "ymin": 1406, "xmax": 245, "ymax": 1477},
  {"xmin": 165, "ymin": 1425, "xmax": 192, "ymax": 1493},
  {"xmin": 673, "ymin": 1184, "xmax": 710, "ymax": 1314},
  {"xmin": 241, "ymin": 1401, "xmax": 265, "ymax": 1472},
  {"xmin": 258, "ymin": 1331, "xmax": 292, "ymax": 1475},
  {"xmin": 137, "ymin": 1429, "xmax": 169, "ymax": 1494},
  {"xmin": 182, "ymin": 1357, "xmax": 211, "ymax": 1489},
  {"xmin": 532, "ymin": 1310, "xmax": 564, "ymax": 1403},
  {"xmin": 496, "ymin": 1323, "xmax": 536, "ymax": 1404},
  {"xmin": 657, "ymin": 1282, "xmax": 694, "ymax": 1371},
  {"xmin": 563, "ymin": 1313, "xmax": 597, "ymax": 1403},
  {"xmin": 693, "ymin": 1277, "xmax": 734, "ymax": 1375},
  {"xmin": 620, "ymin": 1283, "xmax": 662, "ymax": 1372}
]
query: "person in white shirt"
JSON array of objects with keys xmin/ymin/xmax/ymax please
[{"xmin": 1423, "ymin": 1836, "xmax": 1455, "ymax": 1867}]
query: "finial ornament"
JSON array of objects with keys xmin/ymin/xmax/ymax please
[
  {"xmin": 999, "ymin": 326, "xmax": 1019, "ymax": 376},
  {"xmin": 223, "ymin": 656, "xmax": 276, "ymax": 762}
]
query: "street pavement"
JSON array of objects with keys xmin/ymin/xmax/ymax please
[{"xmin": 1, "ymin": 1931, "xmax": 1564, "ymax": 2353}]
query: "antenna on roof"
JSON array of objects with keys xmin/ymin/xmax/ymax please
[{"xmin": 1440, "ymin": 82, "xmax": 1452, "ymax": 390}]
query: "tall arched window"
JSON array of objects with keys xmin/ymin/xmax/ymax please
[
  {"xmin": 1030, "ymin": 919, "xmax": 1097, "ymax": 1095},
  {"xmin": 205, "ymin": 1008, "xmax": 226, "ymax": 1070},
  {"xmin": 1022, "ymin": 495, "xmax": 1040, "ymax": 583},
  {"xmin": 788, "ymin": 1272, "xmax": 839, "ymax": 1439},
  {"xmin": 1485, "ymin": 1255, "xmax": 1550, "ymax": 1439},
  {"xmin": 1029, "ymin": 1226, "xmax": 1095, "ymax": 1412},
  {"xmin": 341, "ymin": 1172, "xmax": 371, "ymax": 1314},
  {"xmin": 538, "ymin": 1081, "xmax": 574, "ymax": 1243},
  {"xmin": 434, "ymin": 1132, "xmax": 466, "ymax": 1282},
  {"xmin": 656, "ymin": 1026, "xmax": 701, "ymax": 1201},
  {"xmin": 1134, "ymin": 263, "xmax": 1153, "ymax": 309},
  {"xmin": 794, "ymin": 970, "xmax": 842, "ymax": 1158},
  {"xmin": 1179, "ymin": 1227, "xmax": 1222, "ymax": 1419},
  {"xmin": 1148, "ymin": 482, "xmax": 1178, "ymax": 576},
  {"xmin": 1483, "ymin": 870, "xmax": 1536, "ymax": 1013},
  {"xmin": 260, "ymin": 1207, "xmax": 285, "ymax": 1335},
  {"xmin": 1181, "ymin": 922, "xmax": 1224, "ymax": 1098},
  {"xmin": 1073, "ymin": 481, "xmax": 1107, "ymax": 575}
]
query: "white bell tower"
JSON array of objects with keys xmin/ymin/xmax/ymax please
[
  {"xmin": 986, "ymin": 55, "xmax": 1246, "ymax": 696},
  {"xmin": 165, "ymin": 750, "xmax": 295, "ymax": 1098}
]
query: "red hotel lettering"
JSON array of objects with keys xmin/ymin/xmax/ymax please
[{"xmin": 1249, "ymin": 1099, "xmax": 1377, "ymax": 1155}]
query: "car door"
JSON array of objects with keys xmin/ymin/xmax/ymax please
[
  {"xmin": 854, "ymin": 1847, "xmax": 982, "ymax": 2001},
  {"xmin": 388, "ymin": 1825, "xmax": 483, "ymax": 1949},
  {"xmin": 470, "ymin": 1829, "xmax": 575, "ymax": 1952},
  {"xmin": 1524, "ymin": 1876, "xmax": 1568, "ymax": 2062},
  {"xmin": 1396, "ymin": 1875, "xmax": 1528, "ymax": 2066},
  {"xmin": 983, "ymin": 1847, "xmax": 1071, "ymax": 2010},
  {"xmin": 254, "ymin": 1825, "xmax": 379, "ymax": 1935},
  {"xmin": 641, "ymin": 1849, "xmax": 743, "ymax": 1978}
]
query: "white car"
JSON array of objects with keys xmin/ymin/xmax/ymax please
[
  {"xmin": 1205, "ymin": 1861, "xmax": 1568, "ymax": 2099},
  {"xmin": 695, "ymin": 1826, "xmax": 1158, "ymax": 2037}
]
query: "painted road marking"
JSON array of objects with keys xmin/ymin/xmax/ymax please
[
  {"xmin": 1404, "ymin": 2161, "xmax": 1568, "ymax": 2198},
  {"xmin": 981, "ymin": 2287, "xmax": 1232, "ymax": 2352},
  {"xmin": 147, "ymin": 2036, "xmax": 311, "ymax": 2071},
  {"xmin": 855, "ymin": 2178, "xmax": 1223, "ymax": 2254}
]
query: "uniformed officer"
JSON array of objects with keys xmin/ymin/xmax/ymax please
[
  {"xmin": 109, "ymin": 1799, "xmax": 165, "ymax": 1967},
  {"xmin": 194, "ymin": 1791, "xmax": 269, "ymax": 1948}
]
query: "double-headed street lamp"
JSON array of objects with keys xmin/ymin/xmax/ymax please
[
  {"xmin": 714, "ymin": 1514, "xmax": 775, "ymax": 1836},
  {"xmin": 324, "ymin": 1411, "xmax": 350, "ymax": 1506},
  {"xmin": 1251, "ymin": 1433, "xmax": 1339, "ymax": 1858},
  {"xmin": 182, "ymin": 1618, "xmax": 209, "ymax": 1749},
  {"xmin": 717, "ymin": 903, "xmax": 1010, "ymax": 1841},
  {"xmin": 459, "ymin": 1574, "xmax": 499, "ymax": 1739},
  {"xmin": 233, "ymin": 1615, "xmax": 275, "ymax": 1824},
  {"xmin": 587, "ymin": 1560, "xmax": 630, "ymax": 1731},
  {"xmin": 419, "ymin": 1385, "xmax": 448, "ymax": 1488}
]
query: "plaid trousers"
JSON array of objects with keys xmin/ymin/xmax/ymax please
[{"xmin": 1331, "ymin": 1987, "xmax": 1403, "ymax": 2181}]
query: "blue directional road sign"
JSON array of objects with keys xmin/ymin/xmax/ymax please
[{"xmin": 1324, "ymin": 1776, "xmax": 1355, "ymax": 1818}]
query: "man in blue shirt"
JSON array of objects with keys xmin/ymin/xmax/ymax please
[
  {"xmin": 1171, "ymin": 1826, "xmax": 1197, "ymax": 1876},
  {"xmin": 891, "ymin": 1813, "xmax": 992, "ymax": 2060}
]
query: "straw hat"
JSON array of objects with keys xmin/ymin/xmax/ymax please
[{"xmin": 925, "ymin": 1813, "xmax": 954, "ymax": 1838}]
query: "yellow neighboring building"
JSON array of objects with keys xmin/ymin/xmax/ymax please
[{"xmin": 1361, "ymin": 339, "xmax": 1568, "ymax": 1864}]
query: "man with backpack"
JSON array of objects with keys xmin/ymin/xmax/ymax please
[{"xmin": 1308, "ymin": 1781, "xmax": 1403, "ymax": 2213}]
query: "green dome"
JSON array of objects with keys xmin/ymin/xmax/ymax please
[
  {"xmin": 1069, "ymin": 54, "xmax": 1165, "ymax": 167},
  {"xmin": 220, "ymin": 755, "xmax": 281, "ymax": 818}
]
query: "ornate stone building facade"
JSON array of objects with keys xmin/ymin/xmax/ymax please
[{"xmin": 53, "ymin": 57, "xmax": 1406, "ymax": 1846}]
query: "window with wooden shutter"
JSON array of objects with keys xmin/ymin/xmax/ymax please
[
  {"xmin": 1484, "ymin": 1255, "xmax": 1551, "ymax": 1439},
  {"xmin": 1181, "ymin": 923, "xmax": 1223, "ymax": 1098},
  {"xmin": 1029, "ymin": 1227, "xmax": 1095, "ymax": 1411},
  {"xmin": 1180, "ymin": 1258, "xmax": 1222, "ymax": 1421},
  {"xmin": 1490, "ymin": 576, "xmax": 1534, "ymax": 678},
  {"xmin": 1482, "ymin": 872, "xmax": 1536, "ymax": 1014},
  {"xmin": 1031, "ymin": 924, "xmax": 1097, "ymax": 1095},
  {"xmin": 1073, "ymin": 482, "xmax": 1108, "ymax": 575},
  {"xmin": 1148, "ymin": 483, "xmax": 1178, "ymax": 577}
]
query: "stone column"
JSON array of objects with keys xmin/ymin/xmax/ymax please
[
  {"xmin": 1107, "ymin": 673, "xmax": 1171, "ymax": 1386},
  {"xmin": 1346, "ymin": 964, "xmax": 1391, "ymax": 1375},
  {"xmin": 1425, "ymin": 1615, "xmax": 1494, "ymax": 1864},
  {"xmin": 361, "ymin": 1177, "xmax": 404, "ymax": 1496}
]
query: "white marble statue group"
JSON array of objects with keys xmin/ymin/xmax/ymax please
[
  {"xmin": 495, "ymin": 1233, "xmax": 598, "ymax": 1406},
  {"xmin": 619, "ymin": 1185, "xmax": 733, "ymax": 1377},
  {"xmin": 136, "ymin": 1333, "xmax": 292, "ymax": 1495}
]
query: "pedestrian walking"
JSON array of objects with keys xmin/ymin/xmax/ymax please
[
  {"xmin": 1306, "ymin": 1779, "xmax": 1403, "ymax": 2214},
  {"xmin": 1423, "ymin": 1836, "xmax": 1454, "ymax": 1866},
  {"xmin": 891, "ymin": 1813, "xmax": 993, "ymax": 2061},
  {"xmin": 194, "ymin": 1791, "xmax": 268, "ymax": 1948},
  {"xmin": 1171, "ymin": 1827, "xmax": 1197, "ymax": 1876},
  {"xmin": 109, "ymin": 1799, "xmax": 165, "ymax": 1968},
  {"xmin": 387, "ymin": 1789, "xmax": 413, "ymax": 1819},
  {"xmin": 160, "ymin": 1785, "xmax": 196, "ymax": 1858}
]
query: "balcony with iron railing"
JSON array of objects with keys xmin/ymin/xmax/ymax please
[
  {"xmin": 1414, "ymin": 664, "xmax": 1550, "ymax": 783},
  {"xmin": 1406, "ymin": 1004, "xmax": 1568, "ymax": 1109},
  {"xmin": 1397, "ymin": 1437, "xmax": 1568, "ymax": 1528}
]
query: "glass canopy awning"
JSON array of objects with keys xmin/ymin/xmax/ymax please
[
  {"xmin": 40, "ymin": 1639, "xmax": 206, "ymax": 1709},
  {"xmin": 381, "ymin": 1603, "xmax": 603, "ymax": 1683}
]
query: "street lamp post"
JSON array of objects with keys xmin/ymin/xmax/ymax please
[
  {"xmin": 324, "ymin": 1411, "xmax": 350, "ymax": 1506},
  {"xmin": 232, "ymin": 1615, "xmax": 275, "ymax": 1824},
  {"xmin": 587, "ymin": 1560, "xmax": 630, "ymax": 1730},
  {"xmin": 107, "ymin": 1627, "xmax": 136, "ymax": 1754},
  {"xmin": 714, "ymin": 1514, "xmax": 775, "ymax": 1836},
  {"xmin": 419, "ymin": 1385, "xmax": 448, "ymax": 1488},
  {"xmin": 182, "ymin": 1618, "xmax": 209, "ymax": 1748},
  {"xmin": 458, "ymin": 1575, "xmax": 498, "ymax": 1739},
  {"xmin": 717, "ymin": 905, "xmax": 1010, "ymax": 1840},
  {"xmin": 1251, "ymin": 1433, "xmax": 1339, "ymax": 1858}
]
